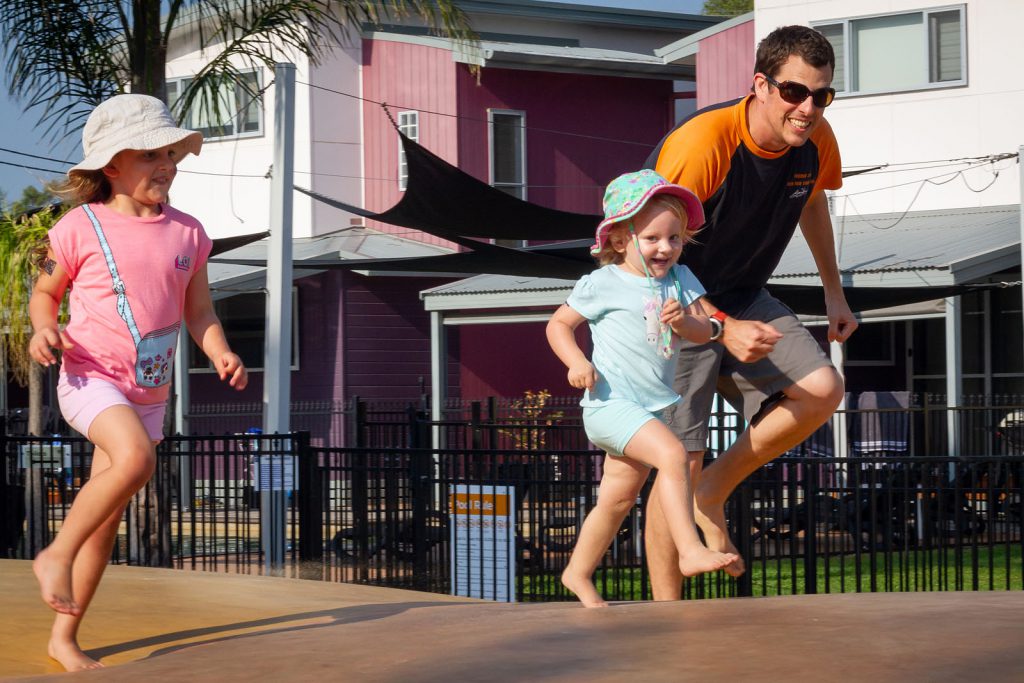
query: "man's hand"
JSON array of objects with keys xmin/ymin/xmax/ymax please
[
  {"xmin": 721, "ymin": 318, "xmax": 783, "ymax": 362},
  {"xmin": 826, "ymin": 295, "xmax": 858, "ymax": 343}
]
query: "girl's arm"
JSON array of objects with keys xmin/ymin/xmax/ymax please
[
  {"xmin": 183, "ymin": 264, "xmax": 248, "ymax": 389},
  {"xmin": 661, "ymin": 298, "xmax": 713, "ymax": 345},
  {"xmin": 545, "ymin": 304, "xmax": 597, "ymax": 390},
  {"xmin": 28, "ymin": 250, "xmax": 73, "ymax": 366}
]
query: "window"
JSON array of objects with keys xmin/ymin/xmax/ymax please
[
  {"xmin": 814, "ymin": 6, "xmax": 965, "ymax": 96},
  {"xmin": 397, "ymin": 111, "xmax": 419, "ymax": 191},
  {"xmin": 844, "ymin": 321, "xmax": 895, "ymax": 366},
  {"xmin": 167, "ymin": 70, "xmax": 263, "ymax": 140},
  {"xmin": 189, "ymin": 291, "xmax": 298, "ymax": 372},
  {"xmin": 489, "ymin": 110, "xmax": 526, "ymax": 200}
]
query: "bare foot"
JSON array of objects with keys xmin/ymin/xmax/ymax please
[
  {"xmin": 694, "ymin": 497, "xmax": 746, "ymax": 577},
  {"xmin": 678, "ymin": 544, "xmax": 739, "ymax": 578},
  {"xmin": 561, "ymin": 569, "xmax": 608, "ymax": 608},
  {"xmin": 48, "ymin": 638, "xmax": 104, "ymax": 672},
  {"xmin": 33, "ymin": 549, "xmax": 80, "ymax": 615}
]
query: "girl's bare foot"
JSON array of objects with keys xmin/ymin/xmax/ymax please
[
  {"xmin": 561, "ymin": 569, "xmax": 608, "ymax": 608},
  {"xmin": 33, "ymin": 549, "xmax": 80, "ymax": 615},
  {"xmin": 694, "ymin": 497, "xmax": 746, "ymax": 577},
  {"xmin": 48, "ymin": 638, "xmax": 104, "ymax": 671},
  {"xmin": 678, "ymin": 545, "xmax": 739, "ymax": 578}
]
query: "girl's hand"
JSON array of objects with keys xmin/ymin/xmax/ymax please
[
  {"xmin": 568, "ymin": 360, "xmax": 598, "ymax": 390},
  {"xmin": 215, "ymin": 352, "xmax": 248, "ymax": 390},
  {"xmin": 661, "ymin": 297, "xmax": 684, "ymax": 330},
  {"xmin": 28, "ymin": 327, "xmax": 73, "ymax": 366}
]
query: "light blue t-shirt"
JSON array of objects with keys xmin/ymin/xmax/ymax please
[{"xmin": 567, "ymin": 263, "xmax": 706, "ymax": 412}]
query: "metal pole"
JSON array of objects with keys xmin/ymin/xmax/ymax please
[{"xmin": 261, "ymin": 62, "xmax": 295, "ymax": 575}]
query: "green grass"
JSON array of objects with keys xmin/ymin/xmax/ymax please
[{"xmin": 519, "ymin": 544, "xmax": 1024, "ymax": 601}]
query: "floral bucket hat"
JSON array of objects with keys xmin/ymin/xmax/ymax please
[{"xmin": 590, "ymin": 169, "xmax": 705, "ymax": 255}]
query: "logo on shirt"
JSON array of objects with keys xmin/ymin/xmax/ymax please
[
  {"xmin": 788, "ymin": 186, "xmax": 809, "ymax": 200},
  {"xmin": 174, "ymin": 255, "xmax": 192, "ymax": 271}
]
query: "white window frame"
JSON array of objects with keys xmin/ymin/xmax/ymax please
[
  {"xmin": 813, "ymin": 5, "xmax": 966, "ymax": 98},
  {"xmin": 397, "ymin": 110, "xmax": 419, "ymax": 191},
  {"xmin": 166, "ymin": 69, "xmax": 264, "ymax": 142},
  {"xmin": 488, "ymin": 109, "xmax": 527, "ymax": 201}
]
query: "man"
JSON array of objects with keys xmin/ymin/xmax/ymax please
[{"xmin": 643, "ymin": 25, "xmax": 858, "ymax": 598}]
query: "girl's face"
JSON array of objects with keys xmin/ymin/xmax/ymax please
[
  {"xmin": 612, "ymin": 202, "xmax": 687, "ymax": 279},
  {"xmin": 103, "ymin": 144, "xmax": 180, "ymax": 213}
]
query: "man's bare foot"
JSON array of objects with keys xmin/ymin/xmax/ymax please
[
  {"xmin": 678, "ymin": 544, "xmax": 738, "ymax": 578},
  {"xmin": 33, "ymin": 549, "xmax": 80, "ymax": 615},
  {"xmin": 48, "ymin": 638, "xmax": 103, "ymax": 671},
  {"xmin": 694, "ymin": 497, "xmax": 746, "ymax": 577},
  {"xmin": 561, "ymin": 569, "xmax": 608, "ymax": 608}
]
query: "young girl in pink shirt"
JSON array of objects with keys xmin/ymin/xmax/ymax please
[{"xmin": 27, "ymin": 94, "xmax": 248, "ymax": 671}]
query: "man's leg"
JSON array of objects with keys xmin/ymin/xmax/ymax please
[
  {"xmin": 695, "ymin": 365, "xmax": 844, "ymax": 573},
  {"xmin": 646, "ymin": 453, "xmax": 705, "ymax": 600}
]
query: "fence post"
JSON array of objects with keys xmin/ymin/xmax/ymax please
[
  {"xmin": 471, "ymin": 401, "xmax": 482, "ymax": 449},
  {"xmin": 803, "ymin": 463, "xmax": 819, "ymax": 594},
  {"xmin": 353, "ymin": 397, "xmax": 365, "ymax": 448},
  {"xmin": 296, "ymin": 432, "xmax": 322, "ymax": 578},
  {"xmin": 734, "ymin": 483, "xmax": 753, "ymax": 597}
]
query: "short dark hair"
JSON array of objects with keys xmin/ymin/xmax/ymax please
[{"xmin": 754, "ymin": 25, "xmax": 835, "ymax": 80}]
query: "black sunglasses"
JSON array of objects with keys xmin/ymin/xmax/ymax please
[{"xmin": 763, "ymin": 74, "xmax": 835, "ymax": 108}]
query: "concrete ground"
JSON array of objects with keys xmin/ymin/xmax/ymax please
[{"xmin": 2, "ymin": 559, "xmax": 1022, "ymax": 681}]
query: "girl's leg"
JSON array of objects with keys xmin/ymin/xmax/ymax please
[
  {"xmin": 561, "ymin": 454, "xmax": 648, "ymax": 607},
  {"xmin": 622, "ymin": 420, "xmax": 737, "ymax": 577},
  {"xmin": 33, "ymin": 406, "xmax": 155, "ymax": 615},
  {"xmin": 48, "ymin": 486, "xmax": 125, "ymax": 670}
]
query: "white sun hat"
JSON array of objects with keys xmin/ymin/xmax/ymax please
[{"xmin": 69, "ymin": 94, "xmax": 203, "ymax": 176}]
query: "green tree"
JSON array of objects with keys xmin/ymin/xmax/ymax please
[
  {"xmin": 9, "ymin": 185, "xmax": 57, "ymax": 218},
  {"xmin": 0, "ymin": 1, "xmax": 477, "ymax": 139},
  {"xmin": 703, "ymin": 0, "xmax": 753, "ymax": 17}
]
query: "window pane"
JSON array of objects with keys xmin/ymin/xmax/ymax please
[
  {"xmin": 912, "ymin": 318, "xmax": 944, "ymax": 375},
  {"xmin": 235, "ymin": 71, "xmax": 262, "ymax": 134},
  {"xmin": 852, "ymin": 13, "xmax": 925, "ymax": 92},
  {"xmin": 845, "ymin": 321, "xmax": 893, "ymax": 363},
  {"xmin": 929, "ymin": 10, "xmax": 962, "ymax": 82},
  {"xmin": 961, "ymin": 291, "xmax": 985, "ymax": 374},
  {"xmin": 397, "ymin": 111, "xmax": 418, "ymax": 191},
  {"xmin": 492, "ymin": 113, "xmax": 523, "ymax": 186},
  {"xmin": 817, "ymin": 23, "xmax": 845, "ymax": 92},
  {"xmin": 992, "ymin": 287, "xmax": 1023, "ymax": 374}
]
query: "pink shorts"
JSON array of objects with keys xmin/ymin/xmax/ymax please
[{"xmin": 57, "ymin": 374, "xmax": 166, "ymax": 442}]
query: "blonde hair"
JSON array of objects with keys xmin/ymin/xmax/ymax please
[
  {"xmin": 47, "ymin": 169, "xmax": 111, "ymax": 206},
  {"xmin": 593, "ymin": 195, "xmax": 698, "ymax": 266}
]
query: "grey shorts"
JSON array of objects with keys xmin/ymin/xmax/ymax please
[{"xmin": 663, "ymin": 289, "xmax": 833, "ymax": 452}]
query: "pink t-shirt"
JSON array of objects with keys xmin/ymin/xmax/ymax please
[{"xmin": 49, "ymin": 202, "xmax": 213, "ymax": 404}]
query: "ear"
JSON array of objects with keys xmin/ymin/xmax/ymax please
[
  {"xmin": 101, "ymin": 163, "xmax": 120, "ymax": 180},
  {"xmin": 609, "ymin": 230, "xmax": 629, "ymax": 254},
  {"xmin": 753, "ymin": 73, "xmax": 770, "ymax": 103}
]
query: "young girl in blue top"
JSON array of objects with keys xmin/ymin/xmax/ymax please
[{"xmin": 547, "ymin": 169, "xmax": 737, "ymax": 607}]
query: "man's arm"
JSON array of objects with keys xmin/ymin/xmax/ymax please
[{"xmin": 798, "ymin": 192, "xmax": 858, "ymax": 343}]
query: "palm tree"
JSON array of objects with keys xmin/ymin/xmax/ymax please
[{"xmin": 0, "ymin": 0, "xmax": 476, "ymax": 138}]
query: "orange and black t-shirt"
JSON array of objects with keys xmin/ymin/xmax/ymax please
[{"xmin": 644, "ymin": 95, "xmax": 842, "ymax": 314}]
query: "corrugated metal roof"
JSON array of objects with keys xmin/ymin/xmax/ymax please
[
  {"xmin": 208, "ymin": 228, "xmax": 452, "ymax": 300},
  {"xmin": 772, "ymin": 204, "xmax": 1020, "ymax": 287},
  {"xmin": 421, "ymin": 204, "xmax": 1022, "ymax": 310}
]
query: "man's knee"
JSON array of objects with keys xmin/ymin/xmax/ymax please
[{"xmin": 792, "ymin": 366, "xmax": 845, "ymax": 417}]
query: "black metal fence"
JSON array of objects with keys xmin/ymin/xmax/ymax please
[{"xmin": 3, "ymin": 407, "xmax": 1021, "ymax": 601}]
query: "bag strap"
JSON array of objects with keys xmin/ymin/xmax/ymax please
[{"xmin": 81, "ymin": 204, "xmax": 143, "ymax": 346}]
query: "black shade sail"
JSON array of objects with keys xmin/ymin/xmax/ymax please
[{"xmin": 214, "ymin": 133, "xmax": 1016, "ymax": 315}]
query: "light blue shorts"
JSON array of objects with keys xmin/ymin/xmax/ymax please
[{"xmin": 582, "ymin": 400, "xmax": 674, "ymax": 456}]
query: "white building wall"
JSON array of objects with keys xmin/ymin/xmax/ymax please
[{"xmin": 757, "ymin": 0, "xmax": 1022, "ymax": 217}]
